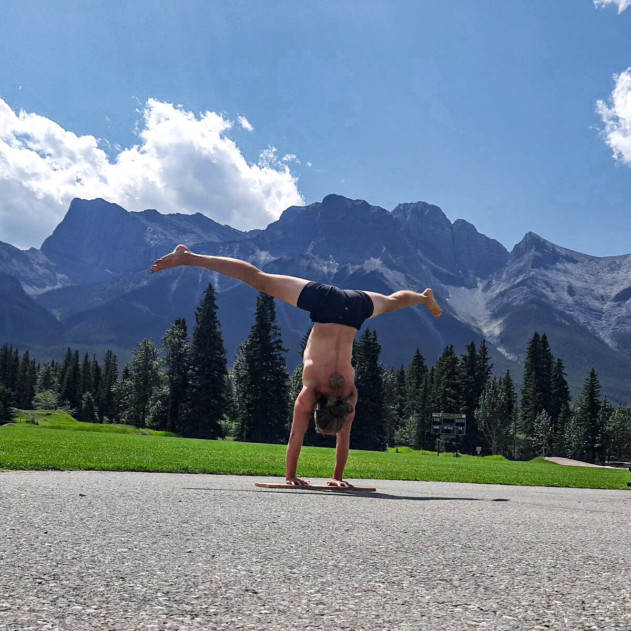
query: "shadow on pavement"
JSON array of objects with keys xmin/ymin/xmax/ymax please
[{"xmin": 183, "ymin": 487, "xmax": 510, "ymax": 502}]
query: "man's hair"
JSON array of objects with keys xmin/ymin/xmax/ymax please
[{"xmin": 314, "ymin": 395, "xmax": 354, "ymax": 435}]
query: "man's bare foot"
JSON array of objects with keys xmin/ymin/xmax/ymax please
[
  {"xmin": 151, "ymin": 244, "xmax": 191, "ymax": 274},
  {"xmin": 422, "ymin": 288, "xmax": 443, "ymax": 318},
  {"xmin": 286, "ymin": 477, "xmax": 311, "ymax": 487},
  {"xmin": 327, "ymin": 479, "xmax": 351, "ymax": 488}
]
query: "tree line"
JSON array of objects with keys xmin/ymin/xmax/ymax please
[{"xmin": 1, "ymin": 284, "xmax": 630, "ymax": 463}]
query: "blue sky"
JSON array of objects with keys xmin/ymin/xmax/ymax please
[{"xmin": 1, "ymin": 0, "xmax": 631, "ymax": 256}]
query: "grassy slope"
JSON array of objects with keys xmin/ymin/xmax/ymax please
[{"xmin": 1, "ymin": 412, "xmax": 628, "ymax": 489}]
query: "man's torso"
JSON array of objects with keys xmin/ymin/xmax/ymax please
[{"xmin": 301, "ymin": 323, "xmax": 356, "ymax": 397}]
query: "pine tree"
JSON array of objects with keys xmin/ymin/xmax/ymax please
[
  {"xmin": 80, "ymin": 353, "xmax": 93, "ymax": 400},
  {"xmin": 231, "ymin": 347, "xmax": 249, "ymax": 435},
  {"xmin": 605, "ymin": 407, "xmax": 631, "ymax": 462},
  {"xmin": 117, "ymin": 339, "xmax": 163, "ymax": 428},
  {"xmin": 0, "ymin": 384, "xmax": 15, "ymax": 425},
  {"xmin": 431, "ymin": 345, "xmax": 461, "ymax": 414},
  {"xmin": 0, "ymin": 344, "xmax": 10, "ymax": 388},
  {"xmin": 475, "ymin": 341, "xmax": 493, "ymax": 396},
  {"xmin": 406, "ymin": 349, "xmax": 428, "ymax": 417},
  {"xmin": 0, "ymin": 345, "xmax": 19, "ymax": 393},
  {"xmin": 91, "ymin": 356, "xmax": 102, "ymax": 399},
  {"xmin": 475, "ymin": 378, "xmax": 508, "ymax": 455},
  {"xmin": 417, "ymin": 367, "xmax": 435, "ymax": 450},
  {"xmin": 352, "ymin": 329, "xmax": 387, "ymax": 451},
  {"xmin": 37, "ymin": 362, "xmax": 59, "ymax": 394},
  {"xmin": 381, "ymin": 367, "xmax": 407, "ymax": 447},
  {"xmin": 80, "ymin": 391, "xmax": 98, "ymax": 423},
  {"xmin": 597, "ymin": 398, "xmax": 614, "ymax": 464},
  {"xmin": 28, "ymin": 359, "xmax": 37, "ymax": 405},
  {"xmin": 575, "ymin": 368, "xmax": 602, "ymax": 463},
  {"xmin": 459, "ymin": 341, "xmax": 493, "ymax": 453},
  {"xmin": 381, "ymin": 368, "xmax": 395, "ymax": 446},
  {"xmin": 186, "ymin": 284, "xmax": 229, "ymax": 439},
  {"xmin": 233, "ymin": 293, "xmax": 289, "ymax": 444},
  {"xmin": 221, "ymin": 372, "xmax": 239, "ymax": 438},
  {"xmin": 532, "ymin": 410, "xmax": 553, "ymax": 457},
  {"xmin": 564, "ymin": 407, "xmax": 586, "ymax": 460},
  {"xmin": 97, "ymin": 351, "xmax": 119, "ymax": 422},
  {"xmin": 391, "ymin": 366, "xmax": 409, "ymax": 446},
  {"xmin": 498, "ymin": 371, "xmax": 517, "ymax": 458},
  {"xmin": 162, "ymin": 317, "xmax": 191, "ymax": 434},
  {"xmin": 15, "ymin": 351, "xmax": 36, "ymax": 409},
  {"xmin": 539, "ymin": 334, "xmax": 554, "ymax": 413},
  {"xmin": 549, "ymin": 358, "xmax": 571, "ymax": 454},
  {"xmin": 519, "ymin": 332, "xmax": 559, "ymax": 456},
  {"xmin": 59, "ymin": 349, "xmax": 81, "ymax": 411},
  {"xmin": 405, "ymin": 348, "xmax": 429, "ymax": 449},
  {"xmin": 459, "ymin": 341, "xmax": 478, "ymax": 419},
  {"xmin": 520, "ymin": 332, "xmax": 544, "ymax": 437}
]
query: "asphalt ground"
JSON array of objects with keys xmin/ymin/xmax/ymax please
[{"xmin": 1, "ymin": 471, "xmax": 630, "ymax": 630}]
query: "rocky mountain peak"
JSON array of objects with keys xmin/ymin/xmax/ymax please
[
  {"xmin": 320, "ymin": 193, "xmax": 374, "ymax": 211},
  {"xmin": 509, "ymin": 232, "xmax": 583, "ymax": 271},
  {"xmin": 391, "ymin": 200, "xmax": 450, "ymax": 224},
  {"xmin": 39, "ymin": 198, "xmax": 246, "ymax": 285},
  {"xmin": 40, "ymin": 198, "xmax": 152, "ymax": 284},
  {"xmin": 391, "ymin": 201, "xmax": 507, "ymax": 281},
  {"xmin": 5, "ymin": 195, "xmax": 631, "ymax": 402}
]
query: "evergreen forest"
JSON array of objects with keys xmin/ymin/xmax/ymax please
[{"xmin": 2, "ymin": 283, "xmax": 631, "ymax": 464}]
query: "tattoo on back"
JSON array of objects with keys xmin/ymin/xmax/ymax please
[{"xmin": 329, "ymin": 372, "xmax": 345, "ymax": 390}]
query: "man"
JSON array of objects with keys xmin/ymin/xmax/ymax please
[{"xmin": 152, "ymin": 245, "xmax": 442, "ymax": 487}]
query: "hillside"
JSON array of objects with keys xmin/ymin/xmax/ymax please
[{"xmin": 2, "ymin": 195, "xmax": 631, "ymax": 401}]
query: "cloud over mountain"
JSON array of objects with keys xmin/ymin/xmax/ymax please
[
  {"xmin": 597, "ymin": 68, "xmax": 631, "ymax": 165},
  {"xmin": 0, "ymin": 98, "xmax": 303, "ymax": 249},
  {"xmin": 593, "ymin": 0, "xmax": 631, "ymax": 13}
]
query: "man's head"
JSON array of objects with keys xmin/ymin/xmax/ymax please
[{"xmin": 314, "ymin": 395, "xmax": 354, "ymax": 435}]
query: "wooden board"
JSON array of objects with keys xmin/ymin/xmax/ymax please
[{"xmin": 255, "ymin": 482, "xmax": 376, "ymax": 492}]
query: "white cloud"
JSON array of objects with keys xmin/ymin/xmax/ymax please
[
  {"xmin": 237, "ymin": 115, "xmax": 253, "ymax": 132},
  {"xmin": 594, "ymin": 0, "xmax": 631, "ymax": 13},
  {"xmin": 0, "ymin": 98, "xmax": 303, "ymax": 248},
  {"xmin": 597, "ymin": 69, "xmax": 631, "ymax": 165}
]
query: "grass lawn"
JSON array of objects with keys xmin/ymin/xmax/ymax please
[{"xmin": 1, "ymin": 411, "xmax": 629, "ymax": 490}]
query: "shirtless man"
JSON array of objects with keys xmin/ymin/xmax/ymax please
[{"xmin": 151, "ymin": 245, "xmax": 442, "ymax": 487}]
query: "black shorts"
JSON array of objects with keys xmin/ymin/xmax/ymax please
[{"xmin": 296, "ymin": 282, "xmax": 374, "ymax": 330}]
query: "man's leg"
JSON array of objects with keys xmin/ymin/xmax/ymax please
[
  {"xmin": 364, "ymin": 289, "xmax": 443, "ymax": 319},
  {"xmin": 152, "ymin": 245, "xmax": 310, "ymax": 307}
]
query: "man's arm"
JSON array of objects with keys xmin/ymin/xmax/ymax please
[
  {"xmin": 329, "ymin": 388, "xmax": 358, "ymax": 487},
  {"xmin": 286, "ymin": 386, "xmax": 317, "ymax": 486}
]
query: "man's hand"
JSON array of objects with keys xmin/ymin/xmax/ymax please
[
  {"xmin": 286, "ymin": 477, "xmax": 311, "ymax": 487},
  {"xmin": 327, "ymin": 478, "xmax": 351, "ymax": 488}
]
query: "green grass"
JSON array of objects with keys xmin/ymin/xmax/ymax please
[
  {"xmin": 0, "ymin": 411, "xmax": 629, "ymax": 489},
  {"xmin": 13, "ymin": 409, "xmax": 178, "ymax": 436}
]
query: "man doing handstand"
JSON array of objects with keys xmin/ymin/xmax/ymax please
[{"xmin": 151, "ymin": 245, "xmax": 442, "ymax": 487}]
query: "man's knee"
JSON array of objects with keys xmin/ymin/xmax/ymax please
[{"xmin": 369, "ymin": 293, "xmax": 397, "ymax": 317}]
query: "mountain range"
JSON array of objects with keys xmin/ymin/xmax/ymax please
[{"xmin": 1, "ymin": 195, "xmax": 631, "ymax": 402}]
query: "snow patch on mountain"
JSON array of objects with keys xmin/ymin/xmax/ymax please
[
  {"xmin": 443, "ymin": 284, "xmax": 521, "ymax": 362},
  {"xmin": 22, "ymin": 277, "xmax": 72, "ymax": 297}
]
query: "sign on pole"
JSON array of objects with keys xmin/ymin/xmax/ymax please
[{"xmin": 431, "ymin": 413, "xmax": 466, "ymax": 436}]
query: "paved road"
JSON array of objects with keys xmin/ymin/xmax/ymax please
[{"xmin": 1, "ymin": 471, "xmax": 630, "ymax": 630}]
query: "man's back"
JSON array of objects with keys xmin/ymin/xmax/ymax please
[{"xmin": 302, "ymin": 323, "xmax": 357, "ymax": 398}]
